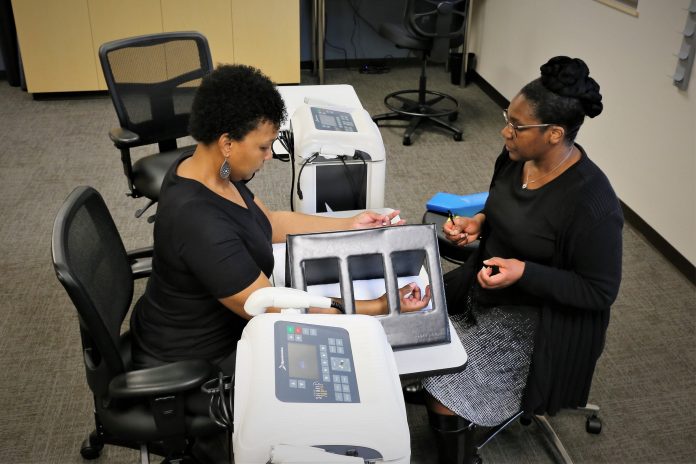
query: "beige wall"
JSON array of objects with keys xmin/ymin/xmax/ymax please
[{"xmin": 468, "ymin": 0, "xmax": 696, "ymax": 265}]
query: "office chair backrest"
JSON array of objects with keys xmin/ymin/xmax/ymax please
[
  {"xmin": 99, "ymin": 31, "xmax": 213, "ymax": 148},
  {"xmin": 405, "ymin": 0, "xmax": 468, "ymax": 62},
  {"xmin": 52, "ymin": 186, "xmax": 134, "ymax": 396}
]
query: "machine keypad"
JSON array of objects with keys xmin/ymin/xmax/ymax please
[{"xmin": 276, "ymin": 321, "xmax": 360, "ymax": 403}]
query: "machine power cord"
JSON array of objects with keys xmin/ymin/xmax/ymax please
[
  {"xmin": 338, "ymin": 153, "xmax": 367, "ymax": 210},
  {"xmin": 296, "ymin": 153, "xmax": 319, "ymax": 203},
  {"xmin": 277, "ymin": 130, "xmax": 300, "ymax": 211},
  {"xmin": 202, "ymin": 372, "xmax": 235, "ymax": 454}
]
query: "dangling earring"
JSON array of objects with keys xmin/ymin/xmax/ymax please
[{"xmin": 219, "ymin": 155, "xmax": 231, "ymax": 179}]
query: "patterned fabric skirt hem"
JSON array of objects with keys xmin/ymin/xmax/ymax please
[{"xmin": 422, "ymin": 299, "xmax": 539, "ymax": 427}]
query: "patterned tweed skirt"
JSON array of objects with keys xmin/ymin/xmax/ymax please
[{"xmin": 422, "ymin": 290, "xmax": 539, "ymax": 427}]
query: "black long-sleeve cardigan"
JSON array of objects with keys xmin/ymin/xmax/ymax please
[{"xmin": 444, "ymin": 145, "xmax": 623, "ymax": 415}]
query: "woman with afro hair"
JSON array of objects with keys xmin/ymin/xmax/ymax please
[
  {"xmin": 421, "ymin": 56, "xmax": 623, "ymax": 463},
  {"xmin": 129, "ymin": 64, "xmax": 430, "ymax": 376}
]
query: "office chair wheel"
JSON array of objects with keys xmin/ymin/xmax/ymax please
[
  {"xmin": 453, "ymin": 132, "xmax": 463, "ymax": 141},
  {"xmin": 80, "ymin": 432, "xmax": 104, "ymax": 459},
  {"xmin": 403, "ymin": 135, "xmax": 412, "ymax": 146},
  {"xmin": 586, "ymin": 414, "xmax": 602, "ymax": 434}
]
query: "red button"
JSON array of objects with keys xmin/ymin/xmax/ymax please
[{"xmin": 295, "ymin": 327, "xmax": 302, "ymax": 334}]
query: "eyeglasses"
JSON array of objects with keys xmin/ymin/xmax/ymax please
[{"xmin": 503, "ymin": 109, "xmax": 556, "ymax": 138}]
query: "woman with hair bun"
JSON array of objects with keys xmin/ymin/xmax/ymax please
[{"xmin": 421, "ymin": 56, "xmax": 623, "ymax": 463}]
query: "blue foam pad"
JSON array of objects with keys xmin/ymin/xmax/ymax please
[{"xmin": 426, "ymin": 191, "xmax": 489, "ymax": 218}]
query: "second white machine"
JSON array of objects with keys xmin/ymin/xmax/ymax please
[{"xmin": 290, "ymin": 103, "xmax": 386, "ymax": 214}]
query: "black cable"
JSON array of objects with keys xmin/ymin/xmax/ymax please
[
  {"xmin": 296, "ymin": 153, "xmax": 319, "ymax": 209},
  {"xmin": 338, "ymin": 156, "xmax": 359, "ymax": 210},
  {"xmin": 323, "ymin": 10, "xmax": 351, "ymax": 71},
  {"xmin": 338, "ymin": 152, "xmax": 367, "ymax": 210},
  {"xmin": 324, "ymin": 37, "xmax": 350, "ymax": 70},
  {"xmin": 202, "ymin": 372, "xmax": 235, "ymax": 429},
  {"xmin": 349, "ymin": 0, "xmax": 360, "ymax": 61},
  {"xmin": 277, "ymin": 130, "xmax": 296, "ymax": 211},
  {"xmin": 354, "ymin": 152, "xmax": 367, "ymax": 208},
  {"xmin": 271, "ymin": 139, "xmax": 290, "ymax": 162},
  {"xmin": 347, "ymin": 0, "xmax": 382, "ymax": 37},
  {"xmin": 202, "ymin": 371, "xmax": 235, "ymax": 458}
]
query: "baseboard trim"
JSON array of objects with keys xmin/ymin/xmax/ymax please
[
  {"xmin": 31, "ymin": 90, "xmax": 108, "ymax": 100},
  {"xmin": 300, "ymin": 57, "xmax": 421, "ymax": 71},
  {"xmin": 469, "ymin": 70, "xmax": 695, "ymax": 285},
  {"xmin": 619, "ymin": 201, "xmax": 695, "ymax": 285},
  {"xmin": 470, "ymin": 70, "xmax": 509, "ymax": 108}
]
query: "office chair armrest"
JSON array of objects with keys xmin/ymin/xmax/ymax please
[
  {"xmin": 127, "ymin": 246, "xmax": 153, "ymax": 279},
  {"xmin": 109, "ymin": 359, "xmax": 216, "ymax": 398},
  {"xmin": 109, "ymin": 127, "xmax": 140, "ymax": 148}
]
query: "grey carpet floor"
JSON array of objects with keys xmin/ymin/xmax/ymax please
[{"xmin": 0, "ymin": 64, "xmax": 694, "ymax": 463}]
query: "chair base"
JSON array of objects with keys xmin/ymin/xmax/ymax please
[
  {"xmin": 373, "ymin": 89, "xmax": 462, "ymax": 146},
  {"xmin": 466, "ymin": 404, "xmax": 602, "ymax": 464},
  {"xmin": 80, "ymin": 429, "xmax": 200, "ymax": 464}
]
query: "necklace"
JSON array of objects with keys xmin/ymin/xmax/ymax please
[{"xmin": 522, "ymin": 145, "xmax": 574, "ymax": 189}]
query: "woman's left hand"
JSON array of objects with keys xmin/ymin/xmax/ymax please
[
  {"xmin": 350, "ymin": 210, "xmax": 405, "ymax": 229},
  {"xmin": 477, "ymin": 257, "xmax": 525, "ymax": 290},
  {"xmin": 398, "ymin": 282, "xmax": 432, "ymax": 313}
]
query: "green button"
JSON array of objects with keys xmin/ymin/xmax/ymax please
[{"xmin": 287, "ymin": 326, "xmax": 294, "ymax": 333}]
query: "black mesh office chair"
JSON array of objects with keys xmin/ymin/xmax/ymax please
[
  {"xmin": 51, "ymin": 186, "xmax": 221, "ymax": 463},
  {"xmin": 372, "ymin": 0, "xmax": 468, "ymax": 146},
  {"xmin": 99, "ymin": 32, "xmax": 213, "ymax": 220}
]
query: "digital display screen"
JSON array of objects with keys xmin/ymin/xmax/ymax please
[
  {"xmin": 288, "ymin": 342, "xmax": 319, "ymax": 380},
  {"xmin": 318, "ymin": 114, "xmax": 338, "ymax": 128}
]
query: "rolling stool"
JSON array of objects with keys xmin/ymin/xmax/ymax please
[{"xmin": 371, "ymin": 0, "xmax": 468, "ymax": 146}]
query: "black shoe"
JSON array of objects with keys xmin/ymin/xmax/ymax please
[
  {"xmin": 190, "ymin": 433, "xmax": 231, "ymax": 464},
  {"xmin": 428, "ymin": 410, "xmax": 480, "ymax": 464},
  {"xmin": 403, "ymin": 381, "xmax": 426, "ymax": 404}
]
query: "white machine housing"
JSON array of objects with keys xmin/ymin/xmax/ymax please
[
  {"xmin": 290, "ymin": 103, "xmax": 386, "ymax": 214},
  {"xmin": 233, "ymin": 312, "xmax": 409, "ymax": 464}
]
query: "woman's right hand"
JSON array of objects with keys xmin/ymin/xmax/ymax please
[{"xmin": 443, "ymin": 213, "xmax": 484, "ymax": 247}]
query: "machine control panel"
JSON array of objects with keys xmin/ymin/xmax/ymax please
[
  {"xmin": 274, "ymin": 320, "xmax": 360, "ymax": 403},
  {"xmin": 311, "ymin": 107, "xmax": 357, "ymax": 132}
]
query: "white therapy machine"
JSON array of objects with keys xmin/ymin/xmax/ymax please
[
  {"xmin": 288, "ymin": 101, "xmax": 386, "ymax": 214},
  {"xmin": 233, "ymin": 287, "xmax": 410, "ymax": 464}
]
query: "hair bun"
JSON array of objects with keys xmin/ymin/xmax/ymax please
[{"xmin": 540, "ymin": 56, "xmax": 603, "ymax": 118}]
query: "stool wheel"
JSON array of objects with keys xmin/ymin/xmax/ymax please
[
  {"xmin": 586, "ymin": 415, "xmax": 602, "ymax": 434},
  {"xmin": 453, "ymin": 132, "xmax": 463, "ymax": 141},
  {"xmin": 448, "ymin": 111, "xmax": 458, "ymax": 122},
  {"xmin": 403, "ymin": 135, "xmax": 412, "ymax": 146}
]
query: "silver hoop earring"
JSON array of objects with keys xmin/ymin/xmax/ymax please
[{"xmin": 219, "ymin": 158, "xmax": 231, "ymax": 179}]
